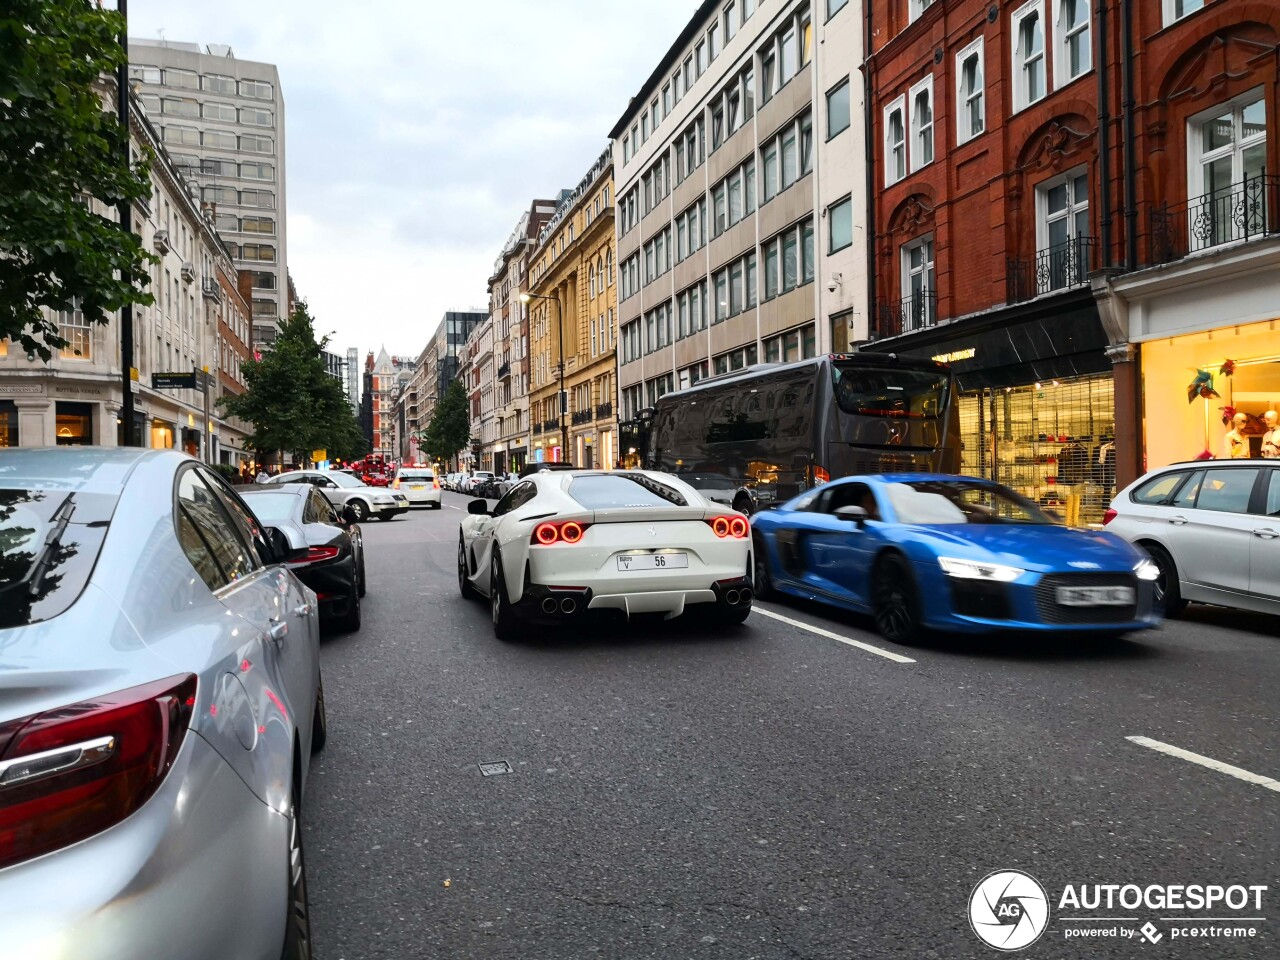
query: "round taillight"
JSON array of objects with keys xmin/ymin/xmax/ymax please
[
  {"xmin": 560, "ymin": 521, "xmax": 584, "ymax": 543},
  {"xmin": 729, "ymin": 516, "xmax": 748, "ymax": 538},
  {"xmin": 534, "ymin": 523, "xmax": 559, "ymax": 545},
  {"xmin": 712, "ymin": 516, "xmax": 730, "ymax": 537}
]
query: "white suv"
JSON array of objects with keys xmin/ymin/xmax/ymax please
[{"xmin": 1105, "ymin": 460, "xmax": 1279, "ymax": 617}]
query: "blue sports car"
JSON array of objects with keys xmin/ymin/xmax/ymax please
[{"xmin": 750, "ymin": 474, "xmax": 1161, "ymax": 643}]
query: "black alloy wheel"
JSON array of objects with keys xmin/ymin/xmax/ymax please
[
  {"xmin": 336, "ymin": 576, "xmax": 361, "ymax": 633},
  {"xmin": 1145, "ymin": 543, "xmax": 1187, "ymax": 617},
  {"xmin": 872, "ymin": 554, "xmax": 924, "ymax": 644},
  {"xmin": 280, "ymin": 783, "xmax": 313, "ymax": 960},
  {"xmin": 347, "ymin": 499, "xmax": 369, "ymax": 523},
  {"xmin": 457, "ymin": 537, "xmax": 480, "ymax": 600},
  {"xmin": 752, "ymin": 534, "xmax": 777, "ymax": 600},
  {"xmin": 490, "ymin": 553, "xmax": 521, "ymax": 641},
  {"xmin": 310, "ymin": 674, "xmax": 327, "ymax": 754}
]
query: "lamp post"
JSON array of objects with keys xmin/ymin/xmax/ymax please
[
  {"xmin": 116, "ymin": 0, "xmax": 137, "ymax": 445},
  {"xmin": 519, "ymin": 291, "xmax": 568, "ymax": 463}
]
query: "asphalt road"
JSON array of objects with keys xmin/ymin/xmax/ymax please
[{"xmin": 304, "ymin": 493, "xmax": 1279, "ymax": 960}]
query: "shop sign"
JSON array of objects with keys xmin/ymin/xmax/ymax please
[
  {"xmin": 0, "ymin": 382, "xmax": 47, "ymax": 397},
  {"xmin": 932, "ymin": 347, "xmax": 977, "ymax": 364}
]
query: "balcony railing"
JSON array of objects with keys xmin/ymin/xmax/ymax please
[
  {"xmin": 571, "ymin": 409, "xmax": 593, "ymax": 426},
  {"xmin": 496, "ymin": 361, "xmax": 511, "ymax": 379},
  {"xmin": 533, "ymin": 422, "xmax": 544, "ymax": 435},
  {"xmin": 1147, "ymin": 173, "xmax": 1278, "ymax": 265},
  {"xmin": 872, "ymin": 290, "xmax": 938, "ymax": 340},
  {"xmin": 595, "ymin": 402, "xmax": 613, "ymax": 420},
  {"xmin": 543, "ymin": 418, "xmax": 560, "ymax": 432},
  {"xmin": 1007, "ymin": 235, "xmax": 1096, "ymax": 303}
]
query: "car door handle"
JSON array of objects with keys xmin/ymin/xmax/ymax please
[
  {"xmin": 294, "ymin": 603, "xmax": 312, "ymax": 616},
  {"xmin": 268, "ymin": 620, "xmax": 289, "ymax": 643},
  {"xmin": 1168, "ymin": 515, "xmax": 1188, "ymax": 525},
  {"xmin": 1253, "ymin": 528, "xmax": 1279, "ymax": 539}
]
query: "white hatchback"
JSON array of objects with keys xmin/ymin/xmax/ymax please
[
  {"xmin": 1104, "ymin": 459, "xmax": 1280, "ymax": 617},
  {"xmin": 394, "ymin": 468, "xmax": 442, "ymax": 508}
]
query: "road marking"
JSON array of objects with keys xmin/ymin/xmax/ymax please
[
  {"xmin": 751, "ymin": 606, "xmax": 915, "ymax": 664},
  {"xmin": 1125, "ymin": 736, "xmax": 1280, "ymax": 793}
]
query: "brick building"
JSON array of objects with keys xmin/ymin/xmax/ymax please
[{"xmin": 863, "ymin": 0, "xmax": 1277, "ymax": 523}]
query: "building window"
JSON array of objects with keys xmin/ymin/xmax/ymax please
[
  {"xmin": 203, "ymin": 129, "xmax": 237, "ymax": 150},
  {"xmin": 827, "ymin": 78, "xmax": 851, "ymax": 139},
  {"xmin": 162, "ymin": 124, "xmax": 200, "ymax": 146},
  {"xmin": 760, "ymin": 111, "xmax": 813, "ymax": 202},
  {"xmin": 239, "ymin": 78, "xmax": 274, "ymax": 100},
  {"xmin": 201, "ymin": 73, "xmax": 236, "ymax": 94},
  {"xmin": 57, "ymin": 304, "xmax": 92, "ymax": 360},
  {"xmin": 1163, "ymin": 0, "xmax": 1205, "ymax": 25},
  {"xmin": 761, "ymin": 219, "xmax": 815, "ymax": 299},
  {"xmin": 129, "ymin": 64, "xmax": 161, "ymax": 84},
  {"xmin": 884, "ymin": 96, "xmax": 906, "ymax": 185},
  {"xmin": 956, "ymin": 38, "xmax": 985, "ymax": 144},
  {"xmin": 239, "ymin": 135, "xmax": 274, "ymax": 155},
  {"xmin": 709, "ymin": 22, "xmax": 720, "ymax": 61},
  {"xmin": 1012, "ymin": 0, "xmax": 1047, "ymax": 112},
  {"xmin": 909, "ymin": 0, "xmax": 936, "ymax": 21},
  {"xmin": 202, "ymin": 101, "xmax": 236, "ymax": 122},
  {"xmin": 677, "ymin": 281, "xmax": 707, "ymax": 339},
  {"xmin": 829, "ymin": 197, "xmax": 853, "ymax": 252},
  {"xmin": 725, "ymin": 2, "xmax": 737, "ymax": 40},
  {"xmin": 55, "ymin": 402, "xmax": 93, "ymax": 446},
  {"xmin": 161, "ymin": 97, "xmax": 200, "ymax": 118},
  {"xmin": 1057, "ymin": 0, "xmax": 1091, "ymax": 85},
  {"xmin": 240, "ymin": 106, "xmax": 273, "ymax": 127},
  {"xmin": 241, "ymin": 216, "xmax": 276, "ymax": 235},
  {"xmin": 909, "ymin": 75, "xmax": 934, "ymax": 170},
  {"xmin": 828, "ymin": 0, "xmax": 849, "ymax": 17},
  {"xmin": 1036, "ymin": 168, "xmax": 1091, "ymax": 291},
  {"xmin": 1187, "ymin": 93, "xmax": 1267, "ymax": 248},
  {"xmin": 759, "ymin": 8, "xmax": 812, "ymax": 103},
  {"xmin": 900, "ymin": 235, "xmax": 936, "ymax": 330},
  {"xmin": 164, "ymin": 68, "xmax": 198, "ymax": 89}
]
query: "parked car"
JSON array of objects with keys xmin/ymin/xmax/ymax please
[
  {"xmin": 463, "ymin": 471, "xmax": 495, "ymax": 495},
  {"xmin": 0, "ymin": 448, "xmax": 324, "ymax": 959},
  {"xmin": 751, "ymin": 473, "xmax": 1161, "ymax": 644},
  {"xmin": 393, "ymin": 467, "xmax": 442, "ymax": 509},
  {"xmin": 458, "ymin": 470, "xmax": 753, "ymax": 638},
  {"xmin": 241, "ymin": 485, "xmax": 366, "ymax": 631},
  {"xmin": 518, "ymin": 462, "xmax": 577, "ymax": 479},
  {"xmin": 1104, "ymin": 459, "xmax": 1279, "ymax": 617},
  {"xmin": 268, "ymin": 468, "xmax": 408, "ymax": 522}
]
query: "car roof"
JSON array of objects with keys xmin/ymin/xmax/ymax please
[
  {"xmin": 240, "ymin": 484, "xmax": 309, "ymax": 497},
  {"xmin": 0, "ymin": 447, "xmax": 185, "ymax": 494}
]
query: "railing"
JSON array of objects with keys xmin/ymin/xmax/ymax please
[
  {"xmin": 571, "ymin": 409, "xmax": 593, "ymax": 426},
  {"xmin": 201, "ymin": 277, "xmax": 221, "ymax": 301},
  {"xmin": 496, "ymin": 362, "xmax": 511, "ymax": 379},
  {"xmin": 533, "ymin": 422, "xmax": 544, "ymax": 435},
  {"xmin": 595, "ymin": 402, "xmax": 613, "ymax": 420},
  {"xmin": 872, "ymin": 290, "xmax": 938, "ymax": 339},
  {"xmin": 543, "ymin": 418, "xmax": 559, "ymax": 432},
  {"xmin": 1147, "ymin": 173, "xmax": 1278, "ymax": 265},
  {"xmin": 1007, "ymin": 235, "xmax": 1096, "ymax": 303}
]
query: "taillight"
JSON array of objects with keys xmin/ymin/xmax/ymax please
[
  {"xmin": 707, "ymin": 516, "xmax": 749, "ymax": 538},
  {"xmin": 531, "ymin": 520, "xmax": 591, "ymax": 545},
  {"xmin": 287, "ymin": 545, "xmax": 341, "ymax": 565},
  {"xmin": 1102, "ymin": 508, "xmax": 1117, "ymax": 525},
  {"xmin": 393, "ymin": 478, "xmax": 401, "ymax": 489},
  {"xmin": 0, "ymin": 674, "xmax": 197, "ymax": 871},
  {"xmin": 814, "ymin": 465, "xmax": 830, "ymax": 485},
  {"xmin": 433, "ymin": 478, "xmax": 440, "ymax": 489}
]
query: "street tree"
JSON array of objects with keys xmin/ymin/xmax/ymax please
[
  {"xmin": 0, "ymin": 0, "xmax": 155, "ymax": 358},
  {"xmin": 219, "ymin": 302, "xmax": 367, "ymax": 465},
  {"xmin": 422, "ymin": 379, "xmax": 471, "ymax": 467}
]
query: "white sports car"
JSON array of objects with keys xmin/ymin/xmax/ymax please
[{"xmin": 457, "ymin": 470, "xmax": 754, "ymax": 638}]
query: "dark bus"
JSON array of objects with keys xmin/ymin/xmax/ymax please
[{"xmin": 642, "ymin": 352, "xmax": 961, "ymax": 514}]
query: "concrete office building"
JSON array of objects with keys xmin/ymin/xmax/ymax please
[
  {"xmin": 129, "ymin": 39, "xmax": 287, "ymax": 349},
  {"xmin": 610, "ymin": 0, "xmax": 869, "ymax": 424}
]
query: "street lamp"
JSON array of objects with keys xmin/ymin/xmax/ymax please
[{"xmin": 518, "ymin": 291, "xmax": 568, "ymax": 463}]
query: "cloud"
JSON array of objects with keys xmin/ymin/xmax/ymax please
[{"xmin": 128, "ymin": 0, "xmax": 696, "ymax": 355}]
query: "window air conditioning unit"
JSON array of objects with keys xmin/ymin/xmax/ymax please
[{"xmin": 153, "ymin": 229, "xmax": 171, "ymax": 254}]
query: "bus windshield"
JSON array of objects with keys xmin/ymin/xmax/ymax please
[{"xmin": 831, "ymin": 365, "xmax": 948, "ymax": 420}]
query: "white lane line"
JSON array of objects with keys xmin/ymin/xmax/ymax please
[
  {"xmin": 1125, "ymin": 736, "xmax": 1280, "ymax": 793},
  {"xmin": 750, "ymin": 606, "xmax": 915, "ymax": 664}
]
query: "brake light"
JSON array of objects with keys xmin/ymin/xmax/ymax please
[
  {"xmin": 287, "ymin": 545, "xmax": 341, "ymax": 565},
  {"xmin": 531, "ymin": 520, "xmax": 591, "ymax": 545},
  {"xmin": 433, "ymin": 477, "xmax": 440, "ymax": 489},
  {"xmin": 0, "ymin": 674, "xmax": 197, "ymax": 871},
  {"xmin": 393, "ymin": 478, "xmax": 401, "ymax": 489},
  {"xmin": 707, "ymin": 516, "xmax": 749, "ymax": 539},
  {"xmin": 814, "ymin": 465, "xmax": 830, "ymax": 485},
  {"xmin": 1102, "ymin": 508, "xmax": 1117, "ymax": 525}
]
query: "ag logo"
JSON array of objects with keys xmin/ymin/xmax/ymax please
[{"xmin": 969, "ymin": 870, "xmax": 1050, "ymax": 951}]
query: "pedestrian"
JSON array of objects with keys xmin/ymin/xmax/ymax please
[{"xmin": 255, "ymin": 468, "xmax": 272, "ymax": 484}]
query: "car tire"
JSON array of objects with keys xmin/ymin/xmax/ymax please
[
  {"xmin": 280, "ymin": 780, "xmax": 313, "ymax": 960},
  {"xmin": 336, "ymin": 578, "xmax": 361, "ymax": 633},
  {"xmin": 347, "ymin": 499, "xmax": 369, "ymax": 523},
  {"xmin": 357, "ymin": 555, "xmax": 367, "ymax": 598},
  {"xmin": 1144, "ymin": 543, "xmax": 1187, "ymax": 617},
  {"xmin": 310, "ymin": 673, "xmax": 327, "ymax": 754},
  {"xmin": 872, "ymin": 554, "xmax": 924, "ymax": 645},
  {"xmin": 752, "ymin": 534, "xmax": 778, "ymax": 600},
  {"xmin": 490, "ymin": 553, "xmax": 522, "ymax": 641},
  {"xmin": 733, "ymin": 494, "xmax": 754, "ymax": 517},
  {"xmin": 458, "ymin": 536, "xmax": 480, "ymax": 600}
]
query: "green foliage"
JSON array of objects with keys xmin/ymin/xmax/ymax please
[
  {"xmin": 422, "ymin": 379, "xmax": 470, "ymax": 464},
  {"xmin": 0, "ymin": 0, "xmax": 156, "ymax": 359},
  {"xmin": 219, "ymin": 302, "xmax": 368, "ymax": 464}
]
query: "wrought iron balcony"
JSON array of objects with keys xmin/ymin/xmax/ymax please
[
  {"xmin": 201, "ymin": 276, "xmax": 221, "ymax": 302},
  {"xmin": 872, "ymin": 291, "xmax": 938, "ymax": 340},
  {"xmin": 496, "ymin": 361, "xmax": 511, "ymax": 379},
  {"xmin": 543, "ymin": 418, "xmax": 559, "ymax": 432},
  {"xmin": 1147, "ymin": 172, "xmax": 1278, "ymax": 265},
  {"xmin": 595, "ymin": 402, "xmax": 613, "ymax": 420},
  {"xmin": 532, "ymin": 421, "xmax": 544, "ymax": 435},
  {"xmin": 571, "ymin": 409, "xmax": 593, "ymax": 426},
  {"xmin": 1007, "ymin": 235, "xmax": 1096, "ymax": 303}
]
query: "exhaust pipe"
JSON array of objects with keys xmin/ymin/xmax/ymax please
[
  {"xmin": 739, "ymin": 588, "xmax": 752, "ymax": 604},
  {"xmin": 541, "ymin": 597, "xmax": 558, "ymax": 615},
  {"xmin": 559, "ymin": 597, "xmax": 577, "ymax": 615},
  {"xmin": 724, "ymin": 589, "xmax": 740, "ymax": 606}
]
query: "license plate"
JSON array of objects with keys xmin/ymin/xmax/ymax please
[
  {"xmin": 616, "ymin": 553, "xmax": 688, "ymax": 571},
  {"xmin": 410, "ymin": 485, "xmax": 425, "ymax": 490},
  {"xmin": 1055, "ymin": 585, "xmax": 1134, "ymax": 606}
]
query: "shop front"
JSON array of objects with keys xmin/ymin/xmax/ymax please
[
  {"xmin": 890, "ymin": 292, "xmax": 1117, "ymax": 524},
  {"xmin": 0, "ymin": 400, "xmax": 16, "ymax": 447}
]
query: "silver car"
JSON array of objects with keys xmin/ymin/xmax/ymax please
[
  {"xmin": 1105, "ymin": 459, "xmax": 1280, "ymax": 616},
  {"xmin": 270, "ymin": 467, "xmax": 408, "ymax": 522},
  {"xmin": 0, "ymin": 448, "xmax": 323, "ymax": 959}
]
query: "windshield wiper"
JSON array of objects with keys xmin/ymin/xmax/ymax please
[{"xmin": 26, "ymin": 495, "xmax": 75, "ymax": 597}]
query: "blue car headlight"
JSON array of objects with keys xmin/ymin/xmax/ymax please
[
  {"xmin": 1134, "ymin": 558, "xmax": 1160, "ymax": 581},
  {"xmin": 938, "ymin": 557, "xmax": 1025, "ymax": 582}
]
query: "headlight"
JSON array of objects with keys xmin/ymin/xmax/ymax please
[
  {"xmin": 938, "ymin": 557, "xmax": 1025, "ymax": 582},
  {"xmin": 373, "ymin": 496, "xmax": 394, "ymax": 505},
  {"xmin": 1134, "ymin": 558, "xmax": 1160, "ymax": 581}
]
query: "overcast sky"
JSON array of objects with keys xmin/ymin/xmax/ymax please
[{"xmin": 128, "ymin": 0, "xmax": 697, "ymax": 361}]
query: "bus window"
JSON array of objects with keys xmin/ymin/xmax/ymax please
[{"xmin": 831, "ymin": 365, "xmax": 947, "ymax": 419}]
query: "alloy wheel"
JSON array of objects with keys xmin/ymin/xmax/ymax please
[{"xmin": 281, "ymin": 801, "xmax": 312, "ymax": 959}]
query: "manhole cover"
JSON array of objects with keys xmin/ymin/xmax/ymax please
[{"xmin": 478, "ymin": 760, "xmax": 513, "ymax": 777}]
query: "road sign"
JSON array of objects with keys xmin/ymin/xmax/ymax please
[{"xmin": 152, "ymin": 372, "xmax": 197, "ymax": 390}]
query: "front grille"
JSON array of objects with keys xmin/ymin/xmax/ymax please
[
  {"xmin": 1033, "ymin": 573, "xmax": 1139, "ymax": 625},
  {"xmin": 951, "ymin": 581, "xmax": 1013, "ymax": 620}
]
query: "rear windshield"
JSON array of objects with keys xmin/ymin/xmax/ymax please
[
  {"xmin": 568, "ymin": 475, "xmax": 688, "ymax": 509},
  {"xmin": 0, "ymin": 488, "xmax": 117, "ymax": 629},
  {"xmin": 240, "ymin": 492, "xmax": 302, "ymax": 522},
  {"xmin": 831, "ymin": 365, "xmax": 948, "ymax": 419},
  {"xmin": 399, "ymin": 471, "xmax": 435, "ymax": 480}
]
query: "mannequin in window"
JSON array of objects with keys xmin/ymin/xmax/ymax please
[
  {"xmin": 1224, "ymin": 412, "xmax": 1250, "ymax": 459},
  {"xmin": 1262, "ymin": 410, "xmax": 1280, "ymax": 459}
]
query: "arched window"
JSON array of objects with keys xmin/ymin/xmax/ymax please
[
  {"xmin": 589, "ymin": 263, "xmax": 596, "ymax": 298},
  {"xmin": 605, "ymin": 249, "xmax": 614, "ymax": 285}
]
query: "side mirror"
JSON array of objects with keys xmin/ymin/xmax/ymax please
[
  {"xmin": 834, "ymin": 505, "xmax": 869, "ymax": 527},
  {"xmin": 263, "ymin": 526, "xmax": 293, "ymax": 563},
  {"xmin": 467, "ymin": 499, "xmax": 491, "ymax": 516},
  {"xmin": 341, "ymin": 503, "xmax": 359, "ymax": 524}
]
